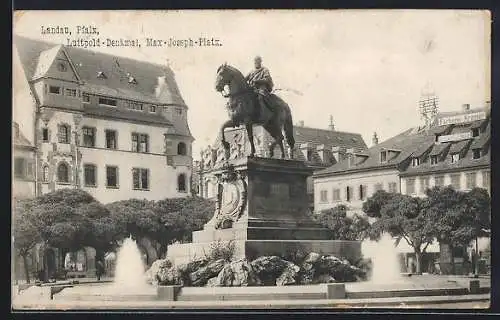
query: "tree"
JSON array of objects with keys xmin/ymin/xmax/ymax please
[
  {"xmin": 425, "ymin": 186, "xmax": 491, "ymax": 273},
  {"xmin": 13, "ymin": 198, "xmax": 41, "ymax": 283},
  {"xmin": 362, "ymin": 191, "xmax": 435, "ymax": 274},
  {"xmin": 105, "ymin": 196, "xmax": 216, "ymax": 260},
  {"xmin": 12, "ymin": 189, "xmax": 115, "ymax": 281},
  {"xmin": 313, "ymin": 204, "xmax": 371, "ymax": 241},
  {"xmin": 154, "ymin": 196, "xmax": 215, "ymax": 257}
]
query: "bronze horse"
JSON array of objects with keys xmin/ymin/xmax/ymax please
[{"xmin": 215, "ymin": 63, "xmax": 295, "ymax": 159}]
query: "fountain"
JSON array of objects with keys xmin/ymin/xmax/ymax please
[
  {"xmin": 112, "ymin": 236, "xmax": 148, "ymax": 289},
  {"xmin": 52, "ymin": 236, "xmax": 157, "ymax": 301},
  {"xmin": 361, "ymin": 233, "xmax": 402, "ymax": 284}
]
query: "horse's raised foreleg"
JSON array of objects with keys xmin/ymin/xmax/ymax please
[
  {"xmin": 245, "ymin": 123, "xmax": 255, "ymax": 158},
  {"xmin": 220, "ymin": 119, "xmax": 234, "ymax": 160}
]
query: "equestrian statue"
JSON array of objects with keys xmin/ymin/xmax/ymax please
[{"xmin": 215, "ymin": 56, "xmax": 295, "ymax": 159}]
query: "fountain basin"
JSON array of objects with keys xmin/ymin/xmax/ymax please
[{"xmin": 53, "ymin": 284, "xmax": 158, "ymax": 301}]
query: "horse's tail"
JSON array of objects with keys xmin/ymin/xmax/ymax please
[{"xmin": 283, "ymin": 105, "xmax": 295, "ymax": 149}]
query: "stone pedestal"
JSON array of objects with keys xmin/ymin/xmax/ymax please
[{"xmin": 167, "ymin": 157, "xmax": 361, "ymax": 265}]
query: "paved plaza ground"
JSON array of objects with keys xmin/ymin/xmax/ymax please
[{"xmin": 12, "ymin": 274, "xmax": 490, "ymax": 310}]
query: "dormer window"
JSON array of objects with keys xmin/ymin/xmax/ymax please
[
  {"xmin": 97, "ymin": 71, "xmax": 107, "ymax": 79},
  {"xmin": 411, "ymin": 157, "xmax": 420, "ymax": 167},
  {"xmin": 472, "ymin": 128, "xmax": 480, "ymax": 137},
  {"xmin": 380, "ymin": 150, "xmax": 387, "ymax": 163},
  {"xmin": 149, "ymin": 105, "xmax": 156, "ymax": 113},
  {"xmin": 128, "ymin": 76, "xmax": 137, "ymax": 84},
  {"xmin": 450, "ymin": 153, "xmax": 460, "ymax": 163},
  {"xmin": 472, "ymin": 149, "xmax": 481, "ymax": 160},
  {"xmin": 430, "ymin": 155, "xmax": 439, "ymax": 165}
]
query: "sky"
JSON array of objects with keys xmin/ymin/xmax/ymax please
[{"xmin": 13, "ymin": 10, "xmax": 491, "ymax": 159}]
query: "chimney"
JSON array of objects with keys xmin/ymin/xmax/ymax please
[
  {"xmin": 331, "ymin": 146, "xmax": 341, "ymax": 163},
  {"xmin": 372, "ymin": 132, "xmax": 379, "ymax": 146},
  {"xmin": 298, "ymin": 120, "xmax": 305, "ymax": 127},
  {"xmin": 462, "ymin": 103, "xmax": 470, "ymax": 111},
  {"xmin": 328, "ymin": 115, "xmax": 335, "ymax": 131},
  {"xmin": 316, "ymin": 144, "xmax": 327, "ymax": 162}
]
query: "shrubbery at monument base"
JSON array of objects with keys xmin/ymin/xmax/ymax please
[{"xmin": 146, "ymin": 247, "xmax": 367, "ymax": 287}]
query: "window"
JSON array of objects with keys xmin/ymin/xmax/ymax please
[
  {"xmin": 132, "ymin": 133, "xmax": 149, "ymax": 153},
  {"xmin": 65, "ymin": 88, "xmax": 77, "ymax": 97},
  {"xmin": 126, "ymin": 101, "xmax": 143, "ymax": 111},
  {"xmin": 374, "ymin": 183, "xmax": 383, "ymax": 192},
  {"xmin": 472, "ymin": 128, "xmax": 480, "ymax": 137},
  {"xmin": 149, "ymin": 105, "xmax": 156, "ymax": 113},
  {"xmin": 451, "ymin": 153, "xmax": 460, "ymax": 163},
  {"xmin": 176, "ymin": 107, "xmax": 182, "ymax": 115},
  {"xmin": 84, "ymin": 164, "xmax": 97, "ymax": 187},
  {"xmin": 411, "ymin": 157, "xmax": 420, "ymax": 167},
  {"xmin": 49, "ymin": 86, "xmax": 61, "ymax": 94},
  {"xmin": 406, "ymin": 178, "xmax": 416, "ymax": 195},
  {"xmin": 450, "ymin": 174, "xmax": 461, "ymax": 189},
  {"xmin": 58, "ymin": 124, "xmax": 70, "ymax": 144},
  {"xmin": 42, "ymin": 128, "xmax": 49, "ymax": 142},
  {"xmin": 98, "ymin": 97, "xmax": 117, "ymax": 106},
  {"xmin": 14, "ymin": 158, "xmax": 26, "ymax": 178},
  {"xmin": 332, "ymin": 189, "xmax": 341, "ymax": 201},
  {"xmin": 57, "ymin": 163, "xmax": 69, "ymax": 183},
  {"xmin": 346, "ymin": 186, "xmax": 353, "ymax": 202},
  {"xmin": 359, "ymin": 185, "xmax": 367, "ymax": 200},
  {"xmin": 482, "ymin": 171, "xmax": 490, "ymax": 191},
  {"xmin": 380, "ymin": 151, "xmax": 387, "ymax": 163},
  {"xmin": 320, "ymin": 190, "xmax": 328, "ymax": 202},
  {"xmin": 82, "ymin": 127, "xmax": 96, "ymax": 147},
  {"xmin": 388, "ymin": 182, "xmax": 398, "ymax": 193},
  {"xmin": 472, "ymin": 149, "xmax": 481, "ymax": 160},
  {"xmin": 178, "ymin": 174, "xmax": 187, "ymax": 193},
  {"xmin": 177, "ymin": 142, "xmax": 187, "ymax": 155},
  {"xmin": 42, "ymin": 165, "xmax": 49, "ymax": 182},
  {"xmin": 434, "ymin": 175, "xmax": 445, "ymax": 187},
  {"xmin": 466, "ymin": 172, "xmax": 477, "ymax": 189},
  {"xmin": 106, "ymin": 166, "xmax": 118, "ymax": 188},
  {"xmin": 430, "ymin": 155, "xmax": 439, "ymax": 165},
  {"xmin": 82, "ymin": 93, "xmax": 90, "ymax": 103},
  {"xmin": 132, "ymin": 168, "xmax": 149, "ymax": 190},
  {"xmin": 420, "ymin": 177, "xmax": 430, "ymax": 194},
  {"xmin": 307, "ymin": 150, "xmax": 313, "ymax": 161},
  {"xmin": 105, "ymin": 130, "xmax": 117, "ymax": 149}
]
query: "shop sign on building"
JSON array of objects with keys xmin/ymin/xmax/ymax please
[
  {"xmin": 437, "ymin": 111, "xmax": 487, "ymax": 126},
  {"xmin": 438, "ymin": 132, "xmax": 473, "ymax": 143}
]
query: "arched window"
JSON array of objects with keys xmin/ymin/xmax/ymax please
[
  {"xmin": 177, "ymin": 142, "xmax": 187, "ymax": 156},
  {"xmin": 177, "ymin": 174, "xmax": 186, "ymax": 193},
  {"xmin": 42, "ymin": 165, "xmax": 49, "ymax": 182},
  {"xmin": 57, "ymin": 162, "xmax": 69, "ymax": 183}
]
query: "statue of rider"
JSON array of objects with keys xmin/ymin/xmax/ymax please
[{"xmin": 245, "ymin": 56, "xmax": 274, "ymax": 118}]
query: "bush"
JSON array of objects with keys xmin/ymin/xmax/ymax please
[{"xmin": 204, "ymin": 240, "xmax": 236, "ymax": 262}]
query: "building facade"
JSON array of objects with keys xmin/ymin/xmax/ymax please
[
  {"xmin": 12, "ymin": 35, "xmax": 194, "ymax": 282},
  {"xmin": 313, "ymin": 104, "xmax": 491, "ymax": 274},
  {"xmin": 196, "ymin": 120, "xmax": 368, "ymax": 211},
  {"xmin": 13, "ymin": 35, "xmax": 194, "ymax": 204}
]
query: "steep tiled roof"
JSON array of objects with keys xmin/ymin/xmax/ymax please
[
  {"xmin": 316, "ymin": 107, "xmax": 490, "ymax": 177},
  {"xmin": 14, "ymin": 35, "xmax": 186, "ymax": 106},
  {"xmin": 293, "ymin": 126, "xmax": 367, "ymax": 151}
]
